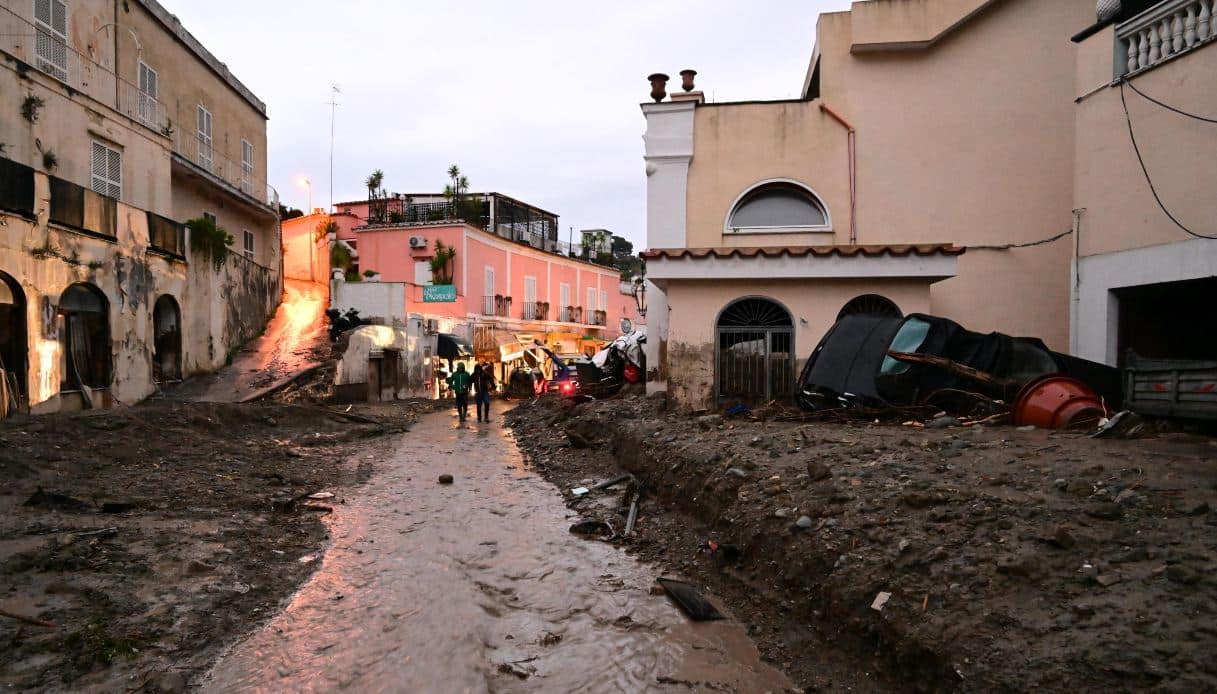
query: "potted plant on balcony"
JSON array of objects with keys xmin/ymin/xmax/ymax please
[
  {"xmin": 536, "ymin": 301, "xmax": 549, "ymax": 320},
  {"xmin": 430, "ymin": 240, "xmax": 456, "ymax": 284}
]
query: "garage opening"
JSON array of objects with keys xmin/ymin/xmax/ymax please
[
  {"xmin": 1115, "ymin": 277, "xmax": 1217, "ymax": 364},
  {"xmin": 58, "ymin": 283, "xmax": 111, "ymax": 396},
  {"xmin": 716, "ymin": 297, "xmax": 794, "ymax": 405},
  {"xmin": 0, "ymin": 270, "xmax": 26, "ymax": 415},
  {"xmin": 153, "ymin": 294, "xmax": 182, "ymax": 383}
]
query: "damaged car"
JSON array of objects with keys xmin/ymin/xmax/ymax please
[{"xmin": 797, "ymin": 313, "xmax": 1121, "ymax": 413}]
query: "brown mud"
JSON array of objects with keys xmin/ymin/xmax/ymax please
[
  {"xmin": 506, "ymin": 395, "xmax": 1217, "ymax": 692},
  {"xmin": 0, "ymin": 399, "xmax": 432, "ymax": 692}
]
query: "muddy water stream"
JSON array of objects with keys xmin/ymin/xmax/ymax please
[{"xmin": 204, "ymin": 403, "xmax": 792, "ymax": 693}]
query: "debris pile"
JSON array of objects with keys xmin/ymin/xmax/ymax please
[{"xmin": 506, "ymin": 394, "xmax": 1217, "ymax": 693}]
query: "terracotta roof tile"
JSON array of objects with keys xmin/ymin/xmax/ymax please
[{"xmin": 640, "ymin": 244, "xmax": 965, "ymax": 261}]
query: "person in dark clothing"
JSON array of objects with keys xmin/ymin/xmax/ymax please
[
  {"xmin": 447, "ymin": 362, "xmax": 471, "ymax": 422},
  {"xmin": 473, "ymin": 361, "xmax": 497, "ymax": 422}
]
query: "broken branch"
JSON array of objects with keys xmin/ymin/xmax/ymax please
[
  {"xmin": 0, "ymin": 608, "xmax": 56, "ymax": 628},
  {"xmin": 887, "ymin": 351, "xmax": 1019, "ymax": 394}
]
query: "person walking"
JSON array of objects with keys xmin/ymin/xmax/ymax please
[
  {"xmin": 446, "ymin": 362, "xmax": 472, "ymax": 422},
  {"xmin": 473, "ymin": 361, "xmax": 497, "ymax": 422}
]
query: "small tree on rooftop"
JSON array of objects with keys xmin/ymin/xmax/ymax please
[
  {"xmin": 365, "ymin": 169, "xmax": 387, "ymax": 223},
  {"xmin": 443, "ymin": 164, "xmax": 483, "ymax": 227}
]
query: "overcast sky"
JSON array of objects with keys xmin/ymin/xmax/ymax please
[{"xmin": 170, "ymin": 1, "xmax": 852, "ymax": 248}]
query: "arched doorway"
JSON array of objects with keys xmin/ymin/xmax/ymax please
[
  {"xmin": 153, "ymin": 295, "xmax": 182, "ymax": 383},
  {"xmin": 0, "ymin": 271, "xmax": 26, "ymax": 414},
  {"xmin": 716, "ymin": 297, "xmax": 794, "ymax": 405},
  {"xmin": 837, "ymin": 294, "xmax": 902, "ymax": 321},
  {"xmin": 58, "ymin": 283, "xmax": 111, "ymax": 394}
]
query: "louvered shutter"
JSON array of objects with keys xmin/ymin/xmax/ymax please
[
  {"xmin": 90, "ymin": 142, "xmax": 122, "ymax": 200},
  {"xmin": 34, "ymin": 0, "xmax": 68, "ymax": 81}
]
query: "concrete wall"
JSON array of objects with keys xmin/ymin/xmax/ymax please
[
  {"xmin": 1073, "ymin": 27, "xmax": 1217, "ymax": 259},
  {"xmin": 662, "ymin": 278, "xmax": 932, "ymax": 411},
  {"xmin": 334, "ymin": 322, "xmax": 435, "ymax": 400},
  {"xmin": 670, "ymin": 0, "xmax": 1092, "ymax": 352},
  {"xmin": 331, "ymin": 279, "xmax": 406, "ymax": 327}
]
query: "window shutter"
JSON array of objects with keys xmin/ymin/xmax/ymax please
[
  {"xmin": 34, "ymin": 0, "xmax": 51, "ymax": 25},
  {"xmin": 51, "ymin": 0, "xmax": 66, "ymax": 34},
  {"xmin": 106, "ymin": 148, "xmax": 122, "ymax": 199}
]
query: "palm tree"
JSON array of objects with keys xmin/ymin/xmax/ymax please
[
  {"xmin": 365, "ymin": 169, "xmax": 384, "ymax": 198},
  {"xmin": 366, "ymin": 169, "xmax": 386, "ymax": 222}
]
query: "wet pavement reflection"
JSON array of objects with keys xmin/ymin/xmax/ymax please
[{"xmin": 204, "ymin": 402, "xmax": 792, "ymax": 693}]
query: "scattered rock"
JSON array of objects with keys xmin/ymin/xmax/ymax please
[
  {"xmin": 927, "ymin": 416, "xmax": 959, "ymax": 429},
  {"xmin": 1051, "ymin": 526, "xmax": 1077, "ymax": 549},
  {"xmin": 696, "ymin": 414, "xmax": 723, "ymax": 430},
  {"xmin": 1085, "ymin": 502, "xmax": 1124, "ymax": 521},
  {"xmin": 805, "ymin": 461, "xmax": 831, "ymax": 481},
  {"xmin": 1165, "ymin": 564, "xmax": 1201, "ymax": 585},
  {"xmin": 438, "ymin": 474, "xmax": 454, "ymax": 485},
  {"xmin": 796, "ymin": 516, "xmax": 813, "ymax": 529},
  {"xmin": 902, "ymin": 490, "xmax": 947, "ymax": 509},
  {"xmin": 726, "ymin": 468, "xmax": 748, "ymax": 479}
]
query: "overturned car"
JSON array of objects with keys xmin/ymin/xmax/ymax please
[{"xmin": 797, "ymin": 313, "xmax": 1121, "ymax": 414}]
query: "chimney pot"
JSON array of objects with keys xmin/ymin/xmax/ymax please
[
  {"xmin": 679, "ymin": 69, "xmax": 697, "ymax": 92},
  {"xmin": 647, "ymin": 73, "xmax": 670, "ymax": 103}
]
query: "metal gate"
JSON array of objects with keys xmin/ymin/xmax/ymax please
[{"xmin": 716, "ymin": 297, "xmax": 794, "ymax": 404}]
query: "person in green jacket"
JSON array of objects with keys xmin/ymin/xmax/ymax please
[{"xmin": 447, "ymin": 362, "xmax": 472, "ymax": 422}]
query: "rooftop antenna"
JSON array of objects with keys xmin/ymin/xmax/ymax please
[{"xmin": 328, "ymin": 84, "xmax": 341, "ymax": 212}]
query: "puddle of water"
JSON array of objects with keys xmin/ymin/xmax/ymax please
[{"xmin": 204, "ymin": 403, "xmax": 793, "ymax": 693}]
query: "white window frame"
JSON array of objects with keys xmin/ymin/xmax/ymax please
[
  {"xmin": 484, "ymin": 266, "xmax": 495, "ymax": 297},
  {"xmin": 599, "ymin": 290, "xmax": 608, "ymax": 312},
  {"xmin": 196, "ymin": 105, "xmax": 213, "ymax": 171},
  {"xmin": 243, "ymin": 229, "xmax": 254, "ymax": 260},
  {"xmin": 523, "ymin": 276, "xmax": 537, "ymax": 304},
  {"xmin": 414, "ymin": 260, "xmax": 432, "ymax": 286},
  {"xmin": 240, "ymin": 139, "xmax": 253, "ymax": 193},
  {"xmin": 723, "ymin": 178, "xmax": 833, "ymax": 235},
  {"xmin": 587, "ymin": 287, "xmax": 596, "ymax": 313},
  {"xmin": 137, "ymin": 60, "xmax": 159, "ymax": 128},
  {"xmin": 33, "ymin": 0, "xmax": 68, "ymax": 82},
  {"xmin": 90, "ymin": 140, "xmax": 122, "ymax": 200},
  {"xmin": 560, "ymin": 282, "xmax": 571, "ymax": 309}
]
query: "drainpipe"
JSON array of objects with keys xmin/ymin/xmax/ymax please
[{"xmin": 819, "ymin": 103, "xmax": 857, "ymax": 245}]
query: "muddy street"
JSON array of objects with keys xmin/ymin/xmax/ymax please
[{"xmin": 204, "ymin": 401, "xmax": 791, "ymax": 693}]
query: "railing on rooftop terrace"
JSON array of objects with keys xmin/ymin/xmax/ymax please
[
  {"xmin": 0, "ymin": 5, "xmax": 169, "ymax": 133},
  {"xmin": 172, "ymin": 129, "xmax": 278, "ymax": 211},
  {"xmin": 1118, "ymin": 0, "xmax": 1216, "ymax": 75}
]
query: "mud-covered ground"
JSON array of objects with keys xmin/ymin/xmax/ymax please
[
  {"xmin": 0, "ymin": 399, "xmax": 434, "ymax": 692},
  {"xmin": 507, "ymin": 395, "xmax": 1217, "ymax": 693}
]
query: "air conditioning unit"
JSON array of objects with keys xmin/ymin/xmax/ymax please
[{"xmin": 409, "ymin": 236, "xmax": 427, "ymax": 249}]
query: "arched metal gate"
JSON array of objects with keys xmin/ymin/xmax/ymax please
[{"xmin": 716, "ymin": 297, "xmax": 794, "ymax": 404}]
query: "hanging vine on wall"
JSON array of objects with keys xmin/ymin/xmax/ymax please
[
  {"xmin": 21, "ymin": 94, "xmax": 44, "ymax": 123},
  {"xmin": 186, "ymin": 216, "xmax": 234, "ymax": 271}
]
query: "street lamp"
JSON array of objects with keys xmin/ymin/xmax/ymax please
[
  {"xmin": 632, "ymin": 278, "xmax": 647, "ymax": 318},
  {"xmin": 301, "ymin": 178, "xmax": 313, "ymax": 212}
]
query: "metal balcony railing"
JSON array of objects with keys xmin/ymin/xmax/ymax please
[
  {"xmin": 523, "ymin": 302, "xmax": 547, "ymax": 321},
  {"xmin": 172, "ymin": 130, "xmax": 278, "ymax": 211},
  {"xmin": 482, "ymin": 296, "xmax": 496, "ymax": 316},
  {"xmin": 1118, "ymin": 0, "xmax": 1216, "ymax": 75},
  {"xmin": 560, "ymin": 306, "xmax": 583, "ymax": 324},
  {"xmin": 589, "ymin": 310, "xmax": 607, "ymax": 326}
]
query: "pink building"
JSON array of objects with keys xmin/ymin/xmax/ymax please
[{"xmin": 330, "ymin": 193, "xmax": 641, "ymax": 367}]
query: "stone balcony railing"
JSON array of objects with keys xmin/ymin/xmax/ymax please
[{"xmin": 1118, "ymin": 0, "xmax": 1216, "ymax": 75}]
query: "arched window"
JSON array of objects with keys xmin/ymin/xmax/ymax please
[
  {"xmin": 837, "ymin": 294, "xmax": 902, "ymax": 321},
  {"xmin": 726, "ymin": 180, "xmax": 830, "ymax": 233},
  {"xmin": 58, "ymin": 283, "xmax": 111, "ymax": 391}
]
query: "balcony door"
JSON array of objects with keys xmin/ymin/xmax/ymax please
[{"xmin": 196, "ymin": 106, "xmax": 213, "ymax": 170}]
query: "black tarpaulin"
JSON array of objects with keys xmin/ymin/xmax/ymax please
[{"xmin": 437, "ymin": 333, "xmax": 473, "ymax": 360}]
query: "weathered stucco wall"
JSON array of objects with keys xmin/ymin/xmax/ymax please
[
  {"xmin": 661, "ymin": 278, "xmax": 932, "ymax": 410},
  {"xmin": 1, "ymin": 173, "xmax": 278, "ymax": 413}
]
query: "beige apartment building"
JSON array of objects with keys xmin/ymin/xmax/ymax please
[
  {"xmin": 640, "ymin": 0, "xmax": 1216, "ymax": 410},
  {"xmin": 0, "ymin": 0, "xmax": 281, "ymax": 414}
]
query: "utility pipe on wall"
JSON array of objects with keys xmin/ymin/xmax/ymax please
[{"xmin": 819, "ymin": 103, "xmax": 857, "ymax": 245}]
